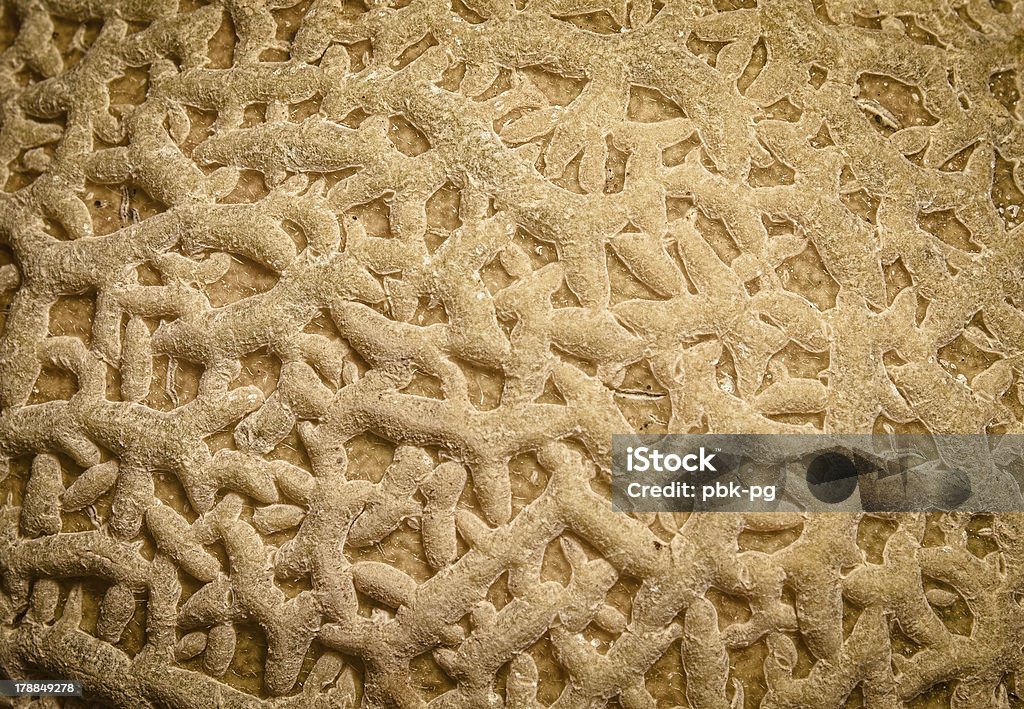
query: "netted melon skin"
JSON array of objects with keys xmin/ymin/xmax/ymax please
[{"xmin": 1, "ymin": 0, "xmax": 1024, "ymax": 706}]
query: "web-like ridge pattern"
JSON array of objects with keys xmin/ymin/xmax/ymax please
[{"xmin": 1, "ymin": 0, "xmax": 1023, "ymax": 706}]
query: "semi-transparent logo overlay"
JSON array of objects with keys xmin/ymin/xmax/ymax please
[{"xmin": 611, "ymin": 435, "xmax": 1024, "ymax": 512}]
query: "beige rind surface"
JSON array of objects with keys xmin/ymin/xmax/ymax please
[{"xmin": 1, "ymin": 0, "xmax": 1024, "ymax": 706}]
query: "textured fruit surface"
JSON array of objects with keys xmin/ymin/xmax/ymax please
[{"xmin": 1, "ymin": 0, "xmax": 1023, "ymax": 706}]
